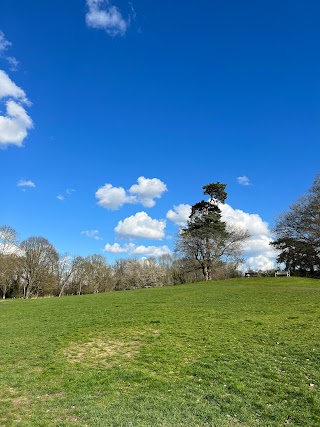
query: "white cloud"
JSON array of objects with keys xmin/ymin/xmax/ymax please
[
  {"xmin": 0, "ymin": 100, "xmax": 33, "ymax": 147},
  {"xmin": 237, "ymin": 176, "xmax": 251, "ymax": 186},
  {"xmin": 66, "ymin": 188, "xmax": 76, "ymax": 195},
  {"xmin": 104, "ymin": 242, "xmax": 134, "ymax": 253},
  {"xmin": 96, "ymin": 177, "xmax": 167, "ymax": 210},
  {"xmin": 7, "ymin": 57, "xmax": 19, "ymax": 71},
  {"xmin": 115, "ymin": 211, "xmax": 166, "ymax": 239},
  {"xmin": 132, "ymin": 245, "xmax": 171, "ymax": 257},
  {"xmin": 95, "ymin": 183, "xmax": 134, "ymax": 210},
  {"xmin": 220, "ymin": 203, "xmax": 277, "ymax": 271},
  {"xmin": 166, "ymin": 204, "xmax": 191, "ymax": 227},
  {"xmin": 0, "ymin": 31, "xmax": 11, "ymax": 52},
  {"xmin": 0, "ymin": 32, "xmax": 19, "ymax": 71},
  {"xmin": 57, "ymin": 188, "xmax": 76, "ymax": 201},
  {"xmin": 220, "ymin": 204, "xmax": 269, "ymax": 236},
  {"xmin": 129, "ymin": 176, "xmax": 167, "ymax": 208},
  {"xmin": 0, "ymin": 70, "xmax": 28, "ymax": 102},
  {"xmin": 244, "ymin": 255, "xmax": 276, "ymax": 272},
  {"xmin": 103, "ymin": 242, "xmax": 171, "ymax": 257},
  {"xmin": 85, "ymin": 0, "xmax": 128, "ymax": 37},
  {"xmin": 81, "ymin": 230, "xmax": 102, "ymax": 240},
  {"xmin": 17, "ymin": 179, "xmax": 35, "ymax": 188},
  {"xmin": 0, "ymin": 71, "xmax": 33, "ymax": 147}
]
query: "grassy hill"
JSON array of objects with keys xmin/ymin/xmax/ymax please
[{"xmin": 0, "ymin": 277, "xmax": 319, "ymax": 426}]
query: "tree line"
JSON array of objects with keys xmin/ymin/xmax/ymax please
[
  {"xmin": 3, "ymin": 173, "xmax": 317, "ymax": 300},
  {"xmin": 0, "ymin": 182, "xmax": 251, "ymax": 299}
]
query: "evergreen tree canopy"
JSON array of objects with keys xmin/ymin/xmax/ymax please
[{"xmin": 176, "ymin": 182, "xmax": 249, "ymax": 281}]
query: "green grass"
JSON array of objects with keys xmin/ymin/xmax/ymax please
[{"xmin": 0, "ymin": 277, "xmax": 319, "ymax": 426}]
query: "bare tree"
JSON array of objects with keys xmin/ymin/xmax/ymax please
[
  {"xmin": 57, "ymin": 253, "xmax": 77, "ymax": 297},
  {"xmin": 85, "ymin": 254, "xmax": 114, "ymax": 293},
  {"xmin": 20, "ymin": 236, "xmax": 59, "ymax": 298},
  {"xmin": 0, "ymin": 225, "xmax": 20, "ymax": 299}
]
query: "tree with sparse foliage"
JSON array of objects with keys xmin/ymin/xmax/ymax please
[
  {"xmin": 84, "ymin": 254, "xmax": 114, "ymax": 293},
  {"xmin": 176, "ymin": 182, "xmax": 249, "ymax": 281},
  {"xmin": 20, "ymin": 236, "xmax": 59, "ymax": 298},
  {"xmin": 0, "ymin": 226, "xmax": 20, "ymax": 299}
]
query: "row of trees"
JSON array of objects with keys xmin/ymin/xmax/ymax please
[
  {"xmin": 271, "ymin": 174, "xmax": 320, "ymax": 276},
  {"xmin": 0, "ymin": 182, "xmax": 251, "ymax": 299}
]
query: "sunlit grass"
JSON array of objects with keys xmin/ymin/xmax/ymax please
[{"xmin": 0, "ymin": 277, "xmax": 319, "ymax": 426}]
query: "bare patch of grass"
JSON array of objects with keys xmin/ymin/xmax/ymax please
[{"xmin": 64, "ymin": 337, "xmax": 141, "ymax": 368}]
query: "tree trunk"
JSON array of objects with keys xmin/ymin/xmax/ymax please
[
  {"xmin": 202, "ymin": 264, "xmax": 209, "ymax": 281},
  {"xmin": 59, "ymin": 283, "xmax": 67, "ymax": 297}
]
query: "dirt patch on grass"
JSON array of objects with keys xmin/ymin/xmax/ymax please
[
  {"xmin": 0, "ymin": 396, "xmax": 30, "ymax": 405},
  {"xmin": 64, "ymin": 338, "xmax": 141, "ymax": 368},
  {"xmin": 0, "ymin": 387, "xmax": 30, "ymax": 406}
]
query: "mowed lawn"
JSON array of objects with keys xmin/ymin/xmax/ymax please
[{"xmin": 0, "ymin": 278, "xmax": 319, "ymax": 427}]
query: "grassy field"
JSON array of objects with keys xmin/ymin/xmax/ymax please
[{"xmin": 0, "ymin": 277, "xmax": 319, "ymax": 427}]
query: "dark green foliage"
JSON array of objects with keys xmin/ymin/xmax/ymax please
[
  {"xmin": 271, "ymin": 238, "xmax": 320, "ymax": 276},
  {"xmin": 272, "ymin": 173, "xmax": 320, "ymax": 276},
  {"xmin": 203, "ymin": 182, "xmax": 227, "ymax": 204}
]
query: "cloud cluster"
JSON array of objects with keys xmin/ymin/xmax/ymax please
[
  {"xmin": 57, "ymin": 188, "xmax": 76, "ymax": 202},
  {"xmin": 104, "ymin": 242, "xmax": 171, "ymax": 257},
  {"xmin": 85, "ymin": 0, "xmax": 128, "ymax": 37},
  {"xmin": 115, "ymin": 211, "xmax": 166, "ymax": 239},
  {"xmin": 166, "ymin": 202, "xmax": 277, "ymax": 271},
  {"xmin": 96, "ymin": 177, "xmax": 167, "ymax": 210},
  {"xmin": 0, "ymin": 70, "xmax": 33, "ymax": 147}
]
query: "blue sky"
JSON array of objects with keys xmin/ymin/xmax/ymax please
[{"xmin": 0, "ymin": 0, "xmax": 319, "ymax": 270}]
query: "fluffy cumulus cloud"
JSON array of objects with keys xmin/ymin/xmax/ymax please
[
  {"xmin": 245, "ymin": 255, "xmax": 276, "ymax": 271},
  {"xmin": 95, "ymin": 183, "xmax": 133, "ymax": 210},
  {"xmin": 96, "ymin": 177, "xmax": 167, "ymax": 210},
  {"xmin": 128, "ymin": 176, "xmax": 167, "ymax": 207},
  {"xmin": 86, "ymin": 0, "xmax": 128, "ymax": 37},
  {"xmin": 220, "ymin": 204, "xmax": 277, "ymax": 271},
  {"xmin": 0, "ymin": 70, "xmax": 27, "ymax": 101},
  {"xmin": 237, "ymin": 176, "xmax": 251, "ymax": 186},
  {"xmin": 132, "ymin": 245, "xmax": 170, "ymax": 257},
  {"xmin": 166, "ymin": 204, "xmax": 191, "ymax": 227},
  {"xmin": 104, "ymin": 242, "xmax": 170, "ymax": 257},
  {"xmin": 166, "ymin": 202, "xmax": 277, "ymax": 271},
  {"xmin": 115, "ymin": 211, "xmax": 166, "ymax": 239},
  {"xmin": 104, "ymin": 242, "xmax": 134, "ymax": 253},
  {"xmin": 81, "ymin": 230, "xmax": 102, "ymax": 240},
  {"xmin": 0, "ymin": 70, "xmax": 33, "ymax": 147}
]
